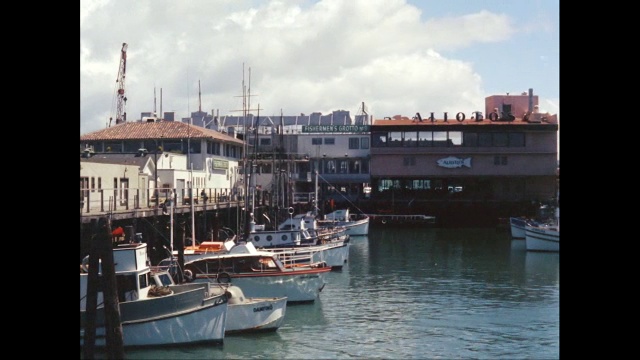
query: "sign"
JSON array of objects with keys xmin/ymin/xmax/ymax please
[
  {"xmin": 302, "ymin": 125, "xmax": 370, "ymax": 133},
  {"xmin": 210, "ymin": 159, "xmax": 229, "ymax": 170},
  {"xmin": 437, "ymin": 156, "xmax": 471, "ymax": 168}
]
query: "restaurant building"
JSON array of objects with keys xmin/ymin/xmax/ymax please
[{"xmin": 368, "ymin": 89, "xmax": 558, "ymax": 225}]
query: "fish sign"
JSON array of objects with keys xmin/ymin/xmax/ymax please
[{"xmin": 437, "ymin": 156, "xmax": 472, "ymax": 168}]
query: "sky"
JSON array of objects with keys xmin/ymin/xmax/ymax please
[{"xmin": 80, "ymin": 0, "xmax": 559, "ymax": 137}]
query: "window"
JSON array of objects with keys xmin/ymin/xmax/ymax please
[
  {"xmin": 349, "ymin": 138, "xmax": 360, "ymax": 149},
  {"xmin": 388, "ymin": 132, "xmax": 403, "ymax": 147},
  {"xmin": 326, "ymin": 160, "xmax": 336, "ymax": 173},
  {"xmin": 143, "ymin": 141, "xmax": 160, "ymax": 153},
  {"xmin": 324, "ymin": 138, "xmax": 335, "ymax": 145},
  {"xmin": 448, "ymin": 131, "xmax": 462, "ymax": 146},
  {"xmin": 163, "ymin": 141, "xmax": 183, "ymax": 153},
  {"xmin": 105, "ymin": 141, "xmax": 123, "ymax": 152},
  {"xmin": 463, "ymin": 133, "xmax": 478, "ymax": 147},
  {"xmin": 493, "ymin": 133, "xmax": 509, "ymax": 147},
  {"xmin": 372, "ymin": 132, "xmax": 387, "ymax": 147},
  {"xmin": 350, "ymin": 160, "xmax": 360, "ymax": 173},
  {"xmin": 361, "ymin": 158, "xmax": 370, "ymax": 173},
  {"xmin": 433, "ymin": 131, "xmax": 448, "ymax": 147},
  {"xmin": 188, "ymin": 141, "xmax": 200, "ymax": 154},
  {"xmin": 123, "ymin": 141, "xmax": 140, "ymax": 152},
  {"xmin": 418, "ymin": 131, "xmax": 432, "ymax": 147},
  {"xmin": 509, "ymin": 133, "xmax": 525, "ymax": 147},
  {"xmin": 478, "ymin": 133, "xmax": 492, "ymax": 147},
  {"xmin": 259, "ymin": 138, "xmax": 271, "ymax": 146},
  {"xmin": 339, "ymin": 160, "xmax": 348, "ymax": 173},
  {"xmin": 312, "ymin": 138, "xmax": 322, "ymax": 145},
  {"xmin": 403, "ymin": 131, "xmax": 417, "ymax": 147},
  {"xmin": 80, "ymin": 177, "xmax": 89, "ymax": 197},
  {"xmin": 91, "ymin": 177, "xmax": 95, "ymax": 192},
  {"xmin": 360, "ymin": 137, "xmax": 369, "ymax": 149}
]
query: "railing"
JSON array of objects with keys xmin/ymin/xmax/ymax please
[{"xmin": 79, "ymin": 187, "xmax": 250, "ymax": 214}]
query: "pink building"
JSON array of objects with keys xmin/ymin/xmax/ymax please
[{"xmin": 369, "ymin": 89, "xmax": 558, "ymax": 225}]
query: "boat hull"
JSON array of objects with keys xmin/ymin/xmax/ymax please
[
  {"xmin": 225, "ymin": 296, "xmax": 287, "ymax": 334},
  {"xmin": 319, "ymin": 218, "xmax": 369, "ymax": 236},
  {"xmin": 320, "ymin": 210, "xmax": 370, "ymax": 236},
  {"xmin": 525, "ymin": 225, "xmax": 559, "ymax": 252},
  {"xmin": 80, "ymin": 284, "xmax": 228, "ymax": 347},
  {"xmin": 194, "ymin": 269, "xmax": 330, "ymax": 303},
  {"xmin": 509, "ymin": 217, "xmax": 527, "ymax": 239}
]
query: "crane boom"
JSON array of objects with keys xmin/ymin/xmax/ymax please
[{"xmin": 115, "ymin": 42, "xmax": 128, "ymax": 125}]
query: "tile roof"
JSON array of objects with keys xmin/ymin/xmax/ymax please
[
  {"xmin": 80, "ymin": 153, "xmax": 153, "ymax": 168},
  {"xmin": 80, "ymin": 120, "xmax": 245, "ymax": 145}
]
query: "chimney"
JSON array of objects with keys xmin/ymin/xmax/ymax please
[{"xmin": 528, "ymin": 88, "xmax": 534, "ymax": 114}]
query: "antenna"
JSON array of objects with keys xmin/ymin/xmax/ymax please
[{"xmin": 154, "ymin": 87, "xmax": 157, "ymax": 117}]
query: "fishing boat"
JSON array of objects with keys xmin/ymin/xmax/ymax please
[
  {"xmin": 184, "ymin": 242, "xmax": 332, "ymax": 303},
  {"xmin": 80, "ymin": 242, "xmax": 228, "ymax": 348},
  {"xmin": 248, "ymin": 210, "xmax": 350, "ymax": 269},
  {"xmin": 525, "ymin": 207, "xmax": 559, "ymax": 252},
  {"xmin": 318, "ymin": 208, "xmax": 369, "ymax": 236},
  {"xmin": 151, "ymin": 263, "xmax": 287, "ymax": 334},
  {"xmin": 510, "ymin": 203, "xmax": 557, "ymax": 239}
]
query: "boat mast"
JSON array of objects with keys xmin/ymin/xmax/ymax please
[
  {"xmin": 314, "ymin": 170, "xmax": 319, "ymax": 217},
  {"xmin": 190, "ymin": 163, "xmax": 195, "ymax": 244}
]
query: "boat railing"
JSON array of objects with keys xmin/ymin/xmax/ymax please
[{"xmin": 265, "ymin": 247, "xmax": 322, "ymax": 268}]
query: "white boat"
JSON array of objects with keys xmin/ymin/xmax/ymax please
[
  {"xmin": 318, "ymin": 208, "xmax": 370, "ymax": 236},
  {"xmin": 525, "ymin": 207, "xmax": 559, "ymax": 252},
  {"xmin": 509, "ymin": 216, "xmax": 529, "ymax": 239},
  {"xmin": 151, "ymin": 269, "xmax": 287, "ymax": 334},
  {"xmin": 510, "ymin": 204, "xmax": 557, "ymax": 239},
  {"xmin": 221, "ymin": 284, "xmax": 287, "ymax": 334},
  {"xmin": 247, "ymin": 211, "xmax": 350, "ymax": 269},
  {"xmin": 184, "ymin": 242, "xmax": 332, "ymax": 303},
  {"xmin": 80, "ymin": 243, "xmax": 228, "ymax": 348}
]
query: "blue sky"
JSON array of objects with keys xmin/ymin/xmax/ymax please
[{"xmin": 81, "ymin": 0, "xmax": 559, "ymax": 135}]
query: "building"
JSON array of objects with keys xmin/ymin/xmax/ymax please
[
  {"xmin": 220, "ymin": 108, "xmax": 372, "ymax": 208},
  {"xmin": 368, "ymin": 89, "xmax": 558, "ymax": 224},
  {"xmin": 80, "ymin": 118, "xmax": 245, "ymax": 212},
  {"xmin": 80, "ymin": 151, "xmax": 154, "ymax": 210}
]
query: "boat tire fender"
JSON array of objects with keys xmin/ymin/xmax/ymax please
[
  {"xmin": 183, "ymin": 269, "xmax": 195, "ymax": 282},
  {"xmin": 217, "ymin": 272, "xmax": 232, "ymax": 284}
]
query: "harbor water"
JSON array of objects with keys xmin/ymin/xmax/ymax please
[{"xmin": 87, "ymin": 226, "xmax": 560, "ymax": 359}]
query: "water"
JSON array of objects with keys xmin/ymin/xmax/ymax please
[{"xmin": 88, "ymin": 227, "xmax": 559, "ymax": 359}]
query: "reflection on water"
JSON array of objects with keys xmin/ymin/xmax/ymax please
[{"xmin": 84, "ymin": 228, "xmax": 559, "ymax": 359}]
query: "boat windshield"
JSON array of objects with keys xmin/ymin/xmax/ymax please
[{"xmin": 154, "ymin": 272, "xmax": 174, "ymax": 286}]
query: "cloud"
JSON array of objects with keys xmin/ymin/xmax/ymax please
[{"xmin": 81, "ymin": 0, "xmax": 551, "ymax": 134}]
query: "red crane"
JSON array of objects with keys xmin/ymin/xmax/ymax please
[{"xmin": 112, "ymin": 42, "xmax": 128, "ymax": 126}]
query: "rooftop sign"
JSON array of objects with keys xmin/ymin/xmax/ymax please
[{"xmin": 302, "ymin": 125, "xmax": 370, "ymax": 133}]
